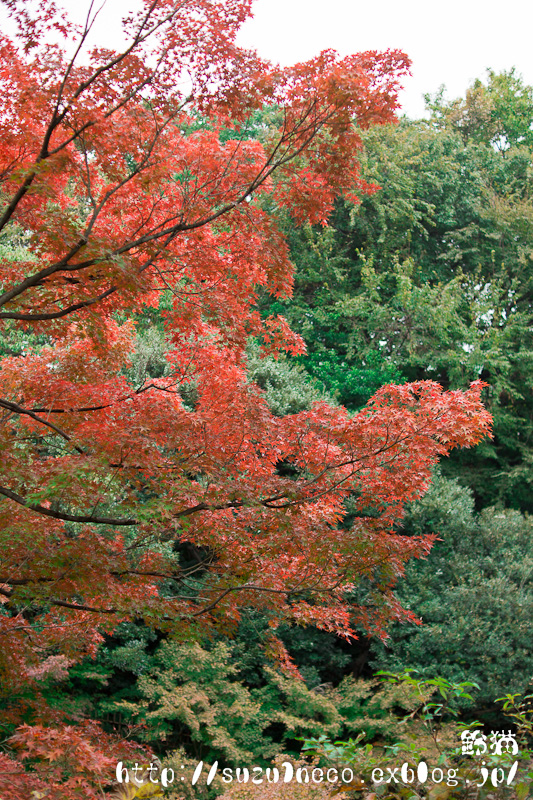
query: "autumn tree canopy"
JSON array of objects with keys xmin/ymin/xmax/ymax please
[{"xmin": 0, "ymin": 0, "xmax": 491, "ymax": 794}]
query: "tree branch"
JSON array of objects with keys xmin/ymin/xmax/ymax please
[
  {"xmin": 0, "ymin": 485, "xmax": 137, "ymax": 526},
  {"xmin": 0, "ymin": 397, "xmax": 84, "ymax": 453}
]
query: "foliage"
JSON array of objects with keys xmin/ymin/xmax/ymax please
[
  {"xmin": 245, "ymin": 344, "xmax": 333, "ymax": 416},
  {"xmin": 217, "ymin": 756, "xmax": 348, "ymax": 800},
  {"xmin": 53, "ymin": 633, "xmax": 384, "ymax": 766},
  {"xmin": 369, "ymin": 473, "xmax": 533, "ymax": 707},
  {"xmin": 100, "ymin": 673, "xmax": 533, "ymax": 800},
  {"xmin": 497, "ymin": 691, "xmax": 533, "ymax": 753},
  {"xmin": 252, "ymin": 71, "xmax": 533, "ymax": 736},
  {"xmin": 114, "ymin": 640, "xmax": 270, "ymax": 763},
  {"xmin": 302, "ymin": 672, "xmax": 533, "ymax": 800},
  {"xmin": 425, "ymin": 68, "xmax": 533, "ymax": 149},
  {"xmin": 269, "ymin": 103, "xmax": 533, "ymax": 510},
  {"xmin": 0, "ymin": 721, "xmax": 148, "ymax": 800}
]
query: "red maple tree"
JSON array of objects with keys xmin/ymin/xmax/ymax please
[{"xmin": 0, "ymin": 0, "xmax": 491, "ymax": 794}]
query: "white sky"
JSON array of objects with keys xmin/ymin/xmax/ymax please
[
  {"xmin": 4, "ymin": 0, "xmax": 533, "ymax": 118},
  {"xmin": 236, "ymin": 0, "xmax": 533, "ymax": 117}
]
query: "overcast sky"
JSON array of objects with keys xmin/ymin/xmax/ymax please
[
  {"xmin": 236, "ymin": 0, "xmax": 533, "ymax": 117},
  {"xmin": 5, "ymin": 0, "xmax": 533, "ymax": 118}
]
